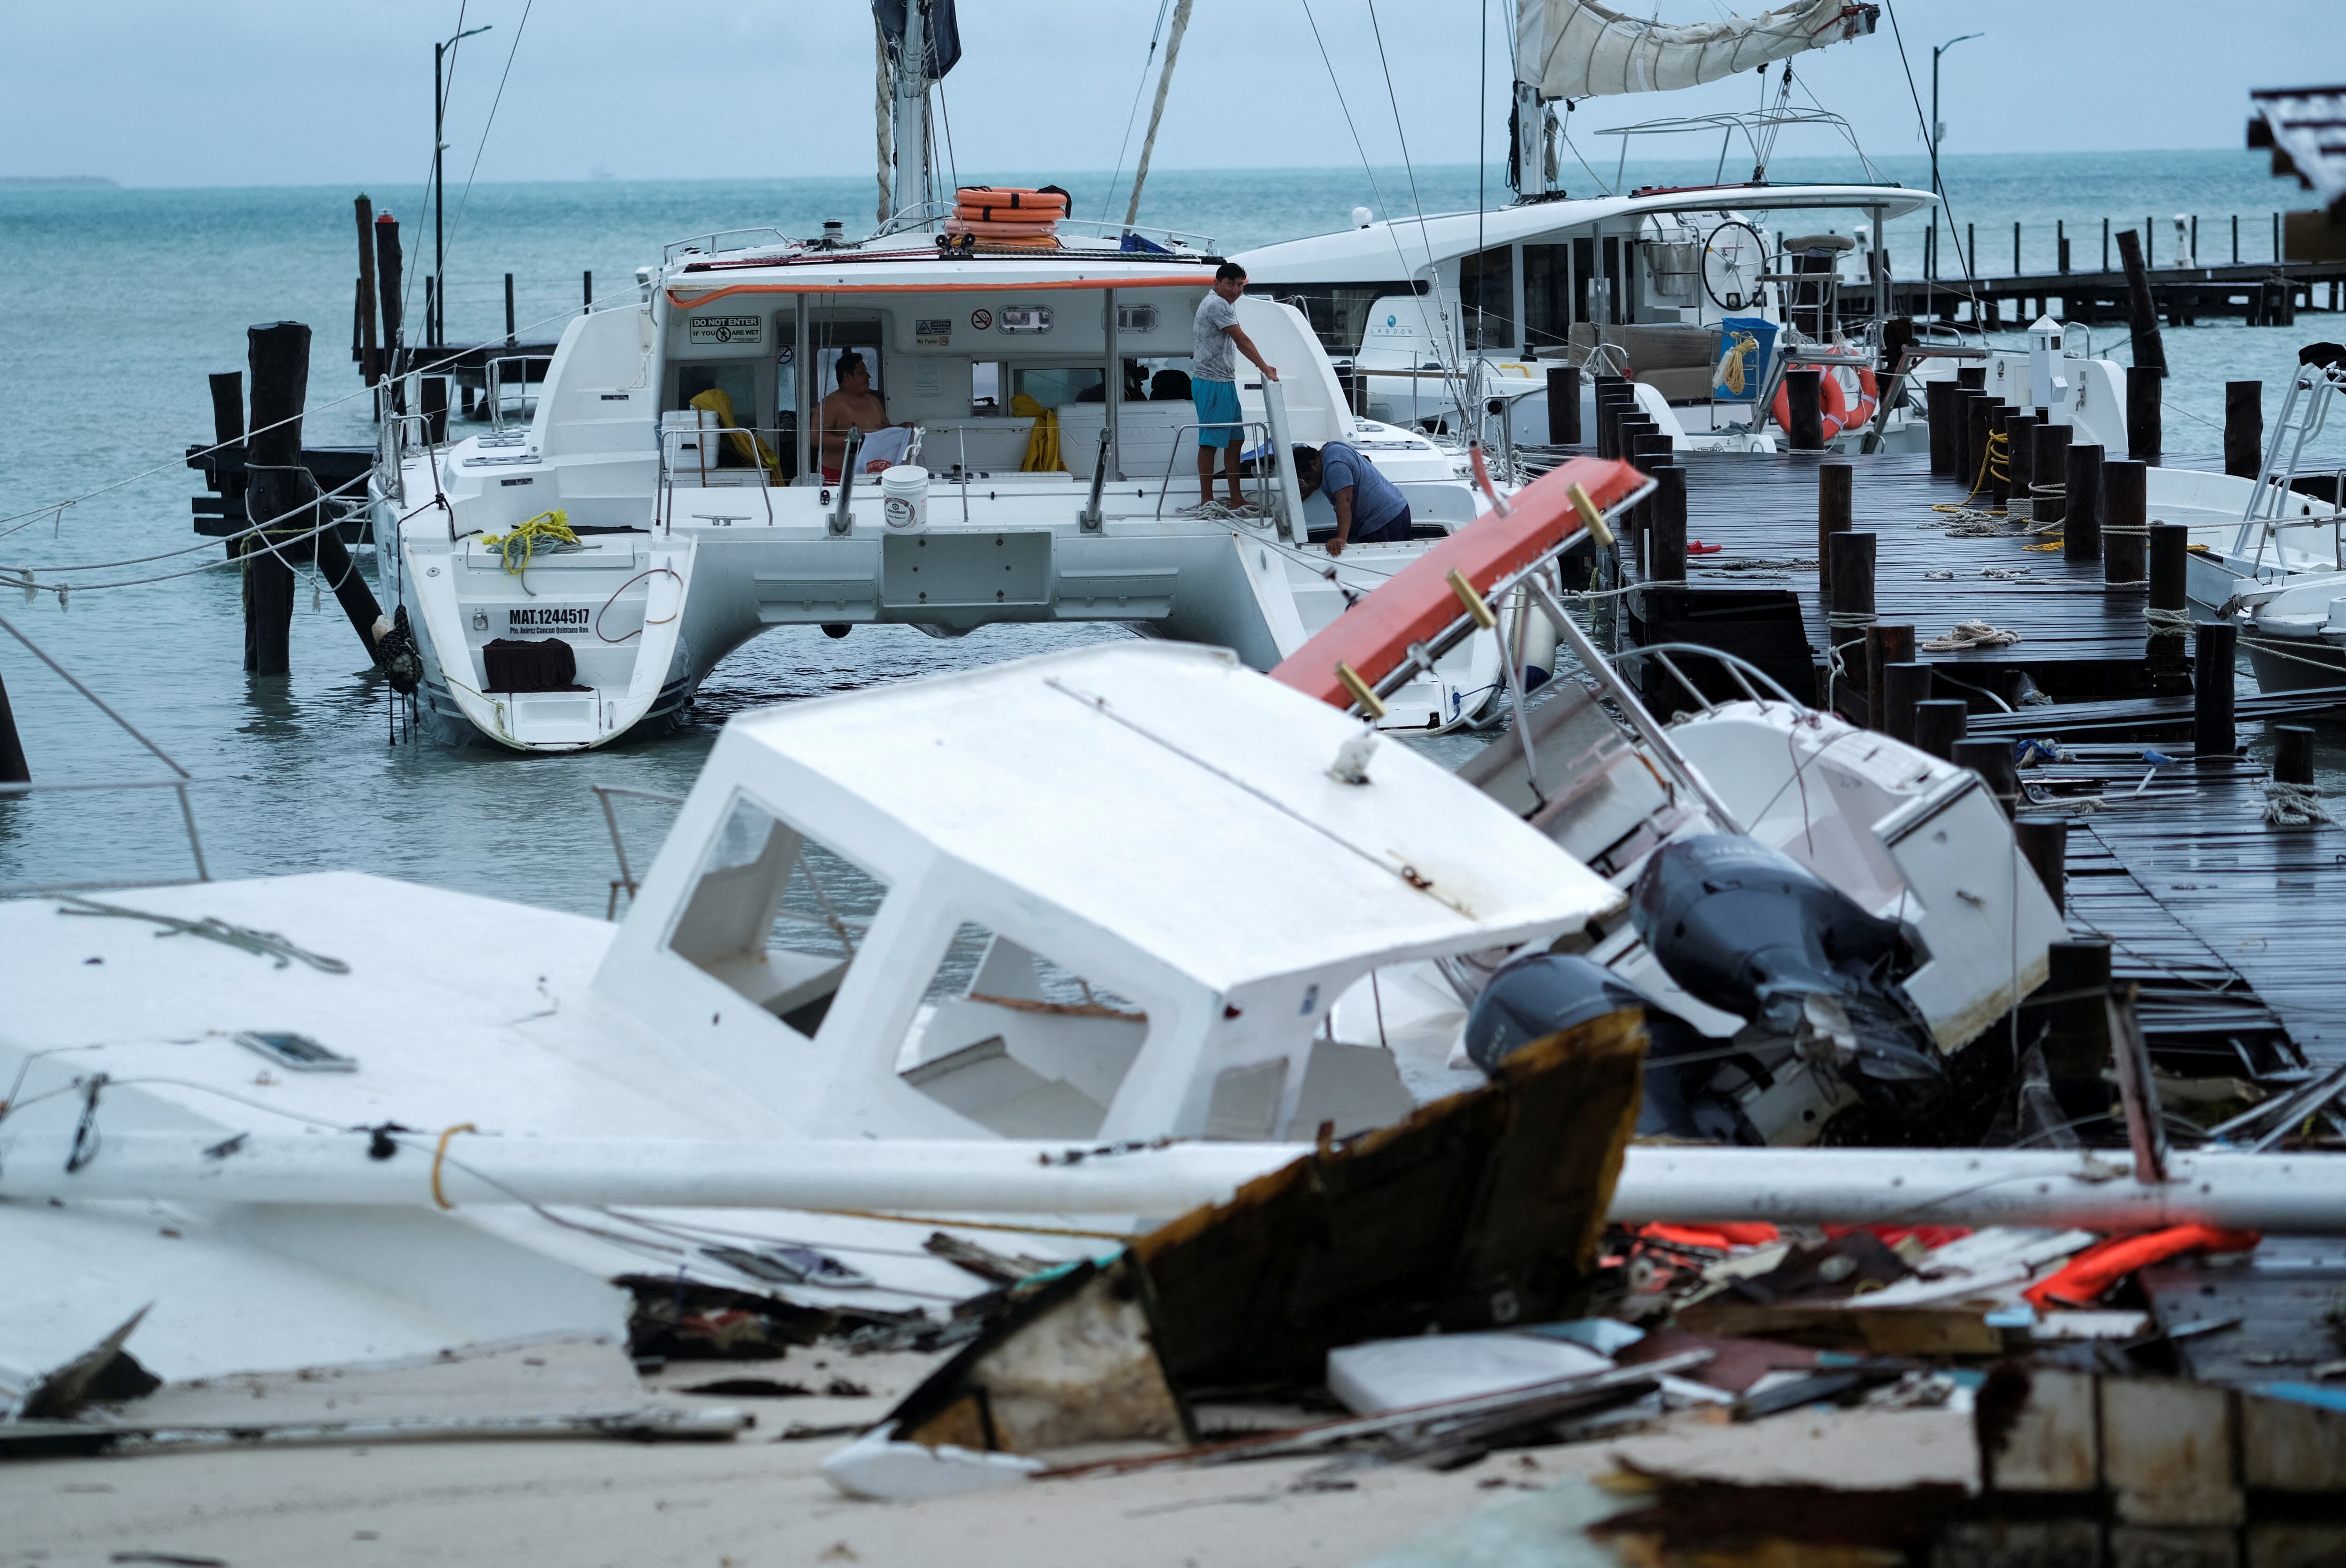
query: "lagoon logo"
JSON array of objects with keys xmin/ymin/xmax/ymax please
[{"xmin": 1386, "ymin": 314, "xmax": 1396, "ymax": 326}]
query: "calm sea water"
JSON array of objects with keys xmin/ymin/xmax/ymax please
[{"xmin": 2, "ymin": 151, "xmax": 2337, "ymax": 906}]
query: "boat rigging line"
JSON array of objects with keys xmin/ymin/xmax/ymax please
[
  {"xmin": 440, "ymin": 0, "xmax": 536, "ymax": 281},
  {"xmin": 1294, "ymin": 0, "xmax": 1462, "ymax": 416},
  {"xmin": 1121, "ymin": 0, "xmax": 1195, "ymax": 232},
  {"xmin": 1100, "ymin": 0, "xmax": 1176, "ymax": 227}
]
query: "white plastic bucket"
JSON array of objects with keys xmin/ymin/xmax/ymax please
[{"xmin": 880, "ymin": 465, "xmax": 929, "ymax": 534}]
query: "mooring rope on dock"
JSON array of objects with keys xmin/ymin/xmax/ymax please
[{"xmin": 2261, "ymin": 777, "xmax": 2335, "ymax": 828}]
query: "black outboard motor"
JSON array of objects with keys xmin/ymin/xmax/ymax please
[
  {"xmin": 1463, "ymin": 951, "xmax": 1762, "ymax": 1144},
  {"xmin": 1630, "ymin": 835, "xmax": 1941, "ymax": 1090}
]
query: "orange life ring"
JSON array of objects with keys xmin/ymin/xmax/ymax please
[
  {"xmin": 945, "ymin": 220, "xmax": 1064, "ymax": 245},
  {"xmin": 954, "ymin": 206, "xmax": 1058, "ymax": 225},
  {"xmin": 954, "ymin": 186, "xmax": 1067, "ymax": 212},
  {"xmin": 1840, "ymin": 366, "xmax": 1880, "ymax": 435},
  {"xmin": 1772, "ymin": 366, "xmax": 1846, "ymax": 435}
]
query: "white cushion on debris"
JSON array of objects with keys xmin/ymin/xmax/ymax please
[
  {"xmin": 1326, "ymin": 1333, "xmax": 1614, "ymax": 1416},
  {"xmin": 819, "ymin": 1425, "xmax": 1045, "ymax": 1500}
]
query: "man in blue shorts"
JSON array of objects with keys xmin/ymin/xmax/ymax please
[
  {"xmin": 1292, "ymin": 441, "xmax": 1412, "ymax": 557},
  {"xmin": 1191, "ymin": 262, "xmax": 1280, "ymax": 508}
]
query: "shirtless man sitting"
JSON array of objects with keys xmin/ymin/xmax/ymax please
[{"xmin": 816, "ymin": 352, "xmax": 908, "ymax": 481}]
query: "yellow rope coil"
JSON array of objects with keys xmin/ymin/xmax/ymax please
[
  {"xmin": 1932, "ymin": 433, "xmax": 2009, "ymax": 516},
  {"xmin": 478, "ymin": 510, "xmax": 577, "ymax": 576},
  {"xmin": 431, "ymin": 1122, "xmax": 478, "ymax": 1209}
]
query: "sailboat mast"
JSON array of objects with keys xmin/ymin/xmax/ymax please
[{"xmin": 890, "ymin": 0, "xmax": 931, "ymax": 225}]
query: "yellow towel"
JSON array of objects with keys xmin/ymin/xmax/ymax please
[
  {"xmin": 1012, "ymin": 392, "xmax": 1064, "ymax": 473},
  {"xmin": 687, "ymin": 388, "xmax": 780, "ymax": 476}
]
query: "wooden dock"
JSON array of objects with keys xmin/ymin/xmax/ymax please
[{"xmin": 1593, "ymin": 445, "xmax": 2345, "ymax": 1081}]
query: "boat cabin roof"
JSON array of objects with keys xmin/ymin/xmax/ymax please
[
  {"xmin": 619, "ymin": 642, "xmax": 1616, "ymax": 996},
  {"xmin": 1238, "ymin": 183, "xmax": 1938, "ymax": 283}
]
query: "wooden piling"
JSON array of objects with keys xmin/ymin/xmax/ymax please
[
  {"xmin": 1647, "ymin": 466, "xmax": 1688, "ymax": 583},
  {"xmin": 2063, "ymin": 442, "xmax": 2105, "ymax": 562},
  {"xmin": 1925, "ymin": 378, "xmax": 1957, "ymax": 476},
  {"xmin": 374, "ymin": 212, "xmax": 404, "ymax": 412},
  {"xmin": 2042, "ymin": 939, "xmax": 2113, "ymax": 1114},
  {"xmin": 2224, "ymin": 381, "xmax": 2263, "ymax": 479},
  {"xmin": 1996, "ymin": 409, "xmax": 2029, "ymax": 511},
  {"xmin": 503, "ymin": 272, "xmax": 518, "ymax": 348},
  {"xmin": 2014, "ymin": 817, "xmax": 2069, "ymax": 915},
  {"xmin": 2031, "ymin": 421, "xmax": 2071, "ymax": 528},
  {"xmin": 1956, "ymin": 365, "xmax": 1986, "ymax": 391},
  {"xmin": 2148, "ymin": 522, "xmax": 2191, "ymax": 694},
  {"xmin": 2116, "ymin": 228, "xmax": 2168, "ymax": 377},
  {"xmin": 1817, "ymin": 461, "xmax": 1852, "ymax": 591},
  {"xmin": 1862, "ymin": 624, "xmax": 1914, "ymax": 706},
  {"xmin": 206, "ymin": 370, "xmax": 247, "ymax": 536},
  {"xmin": 1630, "ymin": 433, "xmax": 1672, "ymax": 556},
  {"xmin": 2274, "ymin": 724, "xmax": 2315, "ymax": 787},
  {"xmin": 1547, "ymin": 365, "xmax": 1581, "ymax": 445},
  {"xmin": 0, "ymin": 663, "xmax": 27, "ymax": 785},
  {"xmin": 421, "ymin": 376, "xmax": 449, "ymax": 445},
  {"xmin": 1594, "ymin": 380, "xmax": 1631, "ymax": 458},
  {"xmin": 1881, "ymin": 662, "xmax": 1930, "ymax": 745},
  {"xmin": 1953, "ymin": 737, "xmax": 2020, "ymax": 818},
  {"xmin": 2194, "ymin": 621, "xmax": 2237, "ymax": 760},
  {"xmin": 2104, "ymin": 459, "xmax": 2148, "ymax": 584},
  {"xmin": 242, "ymin": 323, "xmax": 310, "ymax": 677},
  {"xmin": 1784, "ymin": 367, "xmax": 1825, "ymax": 450},
  {"xmin": 1963, "ymin": 394, "xmax": 1992, "ymax": 502},
  {"xmin": 311, "ymin": 517, "xmax": 385, "ymax": 670},
  {"xmin": 583, "ymin": 269, "xmax": 594, "ymax": 310},
  {"xmin": 1828, "ymin": 531, "xmax": 1876, "ymax": 619},
  {"xmin": 2126, "ymin": 365, "xmax": 2162, "ymax": 465},
  {"xmin": 354, "ymin": 196, "xmax": 381, "ymax": 385},
  {"xmin": 1914, "ymin": 699, "xmax": 1968, "ymax": 761}
]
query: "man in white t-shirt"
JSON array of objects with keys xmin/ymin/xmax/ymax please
[{"xmin": 1190, "ymin": 263, "xmax": 1279, "ymax": 508}]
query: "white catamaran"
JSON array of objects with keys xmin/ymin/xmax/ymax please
[
  {"xmin": 1235, "ymin": 0, "xmax": 2127, "ymax": 461},
  {"xmin": 367, "ymin": 2, "xmax": 1556, "ymax": 752}
]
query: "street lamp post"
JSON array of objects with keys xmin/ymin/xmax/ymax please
[
  {"xmin": 434, "ymin": 24, "xmax": 494, "ymax": 350},
  {"xmin": 1929, "ymin": 31, "xmax": 1983, "ymax": 281}
]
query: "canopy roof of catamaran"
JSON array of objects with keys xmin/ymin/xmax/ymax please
[{"xmin": 1238, "ymin": 183, "xmax": 1937, "ymax": 285}]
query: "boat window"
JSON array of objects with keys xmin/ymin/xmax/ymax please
[
  {"xmin": 1013, "ymin": 365, "xmax": 1104, "ymax": 410},
  {"xmin": 667, "ymin": 794, "xmax": 888, "ymax": 1041},
  {"xmin": 1523, "ymin": 244, "xmax": 1572, "ymax": 355},
  {"xmin": 1253, "ymin": 281, "xmax": 1427, "ymax": 356},
  {"xmin": 1136, "ymin": 358, "xmax": 1192, "ymax": 402},
  {"xmin": 971, "ymin": 360, "xmax": 1004, "ymax": 415},
  {"xmin": 897, "ymin": 920, "xmax": 1150, "ymax": 1139},
  {"xmin": 1460, "ymin": 246, "xmax": 1515, "ymax": 351}
]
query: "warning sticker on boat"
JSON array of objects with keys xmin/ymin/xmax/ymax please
[
  {"xmin": 506, "ymin": 606, "xmax": 591, "ymax": 632},
  {"xmin": 914, "ymin": 317, "xmax": 952, "ymax": 345},
  {"xmin": 968, "ymin": 308, "xmax": 993, "ymax": 331},
  {"xmin": 688, "ymin": 315, "xmax": 762, "ymax": 345}
]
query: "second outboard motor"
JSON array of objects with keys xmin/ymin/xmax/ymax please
[
  {"xmin": 1464, "ymin": 951, "xmax": 1761, "ymax": 1144},
  {"xmin": 1630, "ymin": 835, "xmax": 1941, "ymax": 1088}
]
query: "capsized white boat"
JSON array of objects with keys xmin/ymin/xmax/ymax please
[{"xmin": 4, "ymin": 462, "xmax": 2065, "ymax": 1406}]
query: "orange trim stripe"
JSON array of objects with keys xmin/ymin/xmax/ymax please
[{"xmin": 665, "ymin": 274, "xmax": 1213, "ymax": 308}]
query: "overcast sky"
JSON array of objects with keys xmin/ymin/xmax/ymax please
[{"xmin": 0, "ymin": 1, "xmax": 2323, "ymax": 188}]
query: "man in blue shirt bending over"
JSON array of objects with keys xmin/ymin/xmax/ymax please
[{"xmin": 1293, "ymin": 441, "xmax": 1411, "ymax": 557}]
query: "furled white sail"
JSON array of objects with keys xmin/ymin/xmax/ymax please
[{"xmin": 1517, "ymin": 0, "xmax": 1877, "ymax": 100}]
